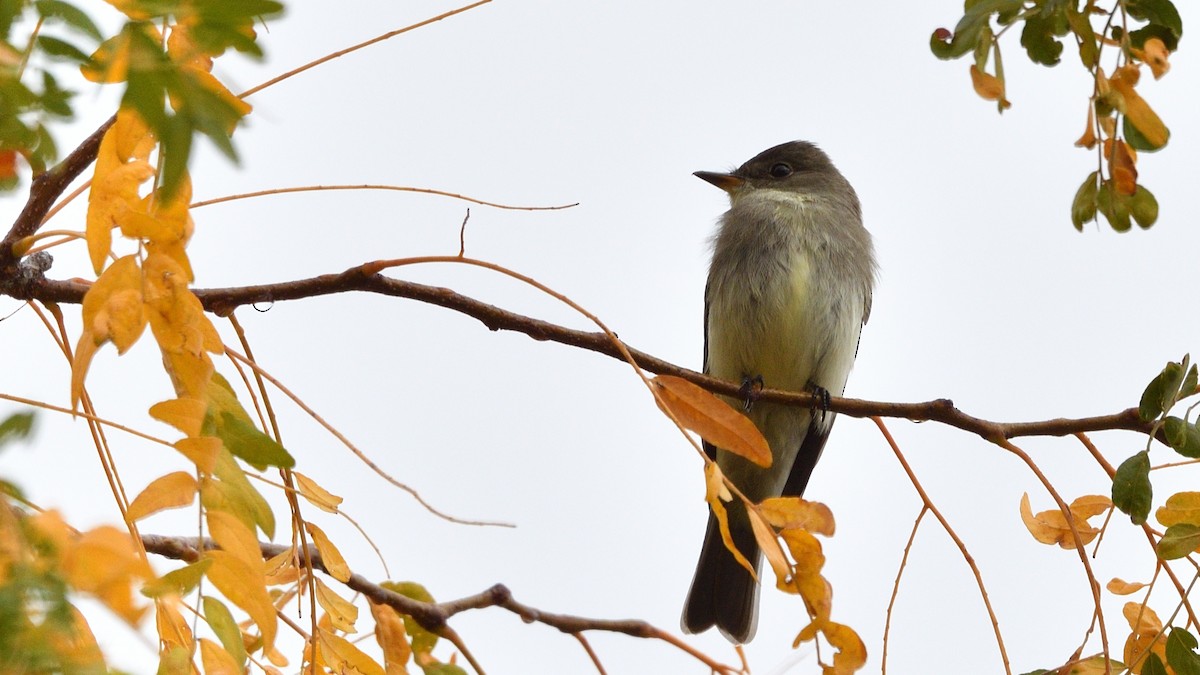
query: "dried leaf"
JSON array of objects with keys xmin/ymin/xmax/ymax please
[
  {"xmin": 704, "ymin": 462, "xmax": 753, "ymax": 578},
  {"xmin": 1020, "ymin": 493, "xmax": 1099, "ymax": 548},
  {"xmin": 149, "ymin": 397, "xmax": 207, "ymax": 437},
  {"xmin": 205, "ymin": 550, "xmax": 277, "ymax": 651},
  {"xmin": 199, "ymin": 638, "xmax": 242, "ymax": 675},
  {"xmin": 653, "ymin": 375, "xmax": 770, "ymax": 467},
  {"xmin": 1108, "ymin": 578, "xmax": 1148, "ymax": 596},
  {"xmin": 759, "ymin": 497, "xmax": 835, "ymax": 536}
]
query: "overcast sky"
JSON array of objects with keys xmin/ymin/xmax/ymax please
[{"xmin": 3, "ymin": 1, "xmax": 1199, "ymax": 673}]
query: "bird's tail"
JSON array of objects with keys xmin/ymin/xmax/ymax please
[{"xmin": 681, "ymin": 507, "xmax": 761, "ymax": 644}]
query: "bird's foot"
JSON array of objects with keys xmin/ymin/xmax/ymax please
[
  {"xmin": 739, "ymin": 375, "xmax": 764, "ymax": 412},
  {"xmin": 808, "ymin": 382, "xmax": 831, "ymax": 421}
]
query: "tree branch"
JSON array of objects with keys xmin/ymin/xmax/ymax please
[
  {"xmin": 3, "ymin": 261, "xmax": 1156, "ymax": 443},
  {"xmin": 140, "ymin": 534, "xmax": 739, "ymax": 674}
]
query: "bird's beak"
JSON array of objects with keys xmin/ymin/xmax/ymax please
[{"xmin": 694, "ymin": 171, "xmax": 745, "ymax": 194}]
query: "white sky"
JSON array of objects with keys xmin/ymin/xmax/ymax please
[{"xmin": 2, "ymin": 1, "xmax": 1199, "ymax": 673}]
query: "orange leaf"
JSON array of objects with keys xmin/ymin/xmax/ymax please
[
  {"xmin": 314, "ymin": 578, "xmax": 359, "ymax": 633},
  {"xmin": 295, "ymin": 472, "xmax": 343, "ymax": 514},
  {"xmin": 369, "ymin": 600, "xmax": 413, "ymax": 674},
  {"xmin": 1069, "ymin": 494, "xmax": 1113, "ymax": 520},
  {"xmin": 704, "ymin": 462, "xmax": 754, "ymax": 579},
  {"xmin": 155, "ymin": 597, "xmax": 195, "ymax": 656},
  {"xmin": 150, "ymin": 397, "xmax": 208, "ymax": 437},
  {"xmin": 1075, "ymin": 103, "xmax": 1098, "ymax": 149},
  {"xmin": 1106, "ymin": 139, "xmax": 1138, "ymax": 196},
  {"xmin": 823, "ymin": 621, "xmax": 868, "ymax": 674},
  {"xmin": 317, "ymin": 628, "xmax": 386, "ymax": 675},
  {"xmin": 1107, "ymin": 578, "xmax": 1147, "ymax": 596},
  {"xmin": 780, "ymin": 527, "xmax": 825, "ymax": 578},
  {"xmin": 1019, "ymin": 493, "xmax": 1099, "ymax": 549},
  {"xmin": 126, "ymin": 471, "xmax": 197, "ymax": 521},
  {"xmin": 759, "ymin": 497, "xmax": 835, "ymax": 536},
  {"xmin": 205, "ymin": 550, "xmax": 277, "ymax": 652},
  {"xmin": 305, "ymin": 522, "xmax": 351, "ymax": 583},
  {"xmin": 969, "ymin": 64, "xmax": 1010, "ymax": 109},
  {"xmin": 1140, "ymin": 37, "xmax": 1170, "ymax": 79},
  {"xmin": 748, "ymin": 507, "xmax": 789, "ymax": 586},
  {"xmin": 653, "ymin": 374, "xmax": 771, "ymax": 467},
  {"xmin": 1109, "ymin": 65, "xmax": 1169, "ymax": 148}
]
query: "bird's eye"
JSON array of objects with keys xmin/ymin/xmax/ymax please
[{"xmin": 768, "ymin": 162, "xmax": 793, "ymax": 178}]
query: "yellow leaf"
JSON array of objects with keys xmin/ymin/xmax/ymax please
[
  {"xmin": 174, "ymin": 436, "xmax": 221, "ymax": 473},
  {"xmin": 306, "ymin": 522, "xmax": 352, "ymax": 583},
  {"xmin": 759, "ymin": 497, "xmax": 835, "ymax": 536},
  {"xmin": 143, "ymin": 251, "xmax": 221, "ymax": 399},
  {"xmin": 85, "ymin": 109, "xmax": 155, "ymax": 273},
  {"xmin": 295, "ymin": 472, "xmax": 343, "ymax": 513},
  {"xmin": 199, "ymin": 638, "xmax": 242, "ymax": 675},
  {"xmin": 315, "ymin": 578, "xmax": 359, "ymax": 633},
  {"xmin": 369, "ymin": 600, "xmax": 413, "ymax": 675},
  {"xmin": 1156, "ymin": 491, "xmax": 1200, "ymax": 527},
  {"xmin": 156, "ymin": 597, "xmax": 194, "ymax": 659},
  {"xmin": 1109, "ymin": 65, "xmax": 1169, "ymax": 148},
  {"xmin": 748, "ymin": 507, "xmax": 789, "ymax": 586},
  {"xmin": 1019, "ymin": 493, "xmax": 1099, "ymax": 549},
  {"xmin": 1123, "ymin": 601, "xmax": 1167, "ymax": 673},
  {"xmin": 1065, "ymin": 656, "xmax": 1126, "ymax": 674},
  {"xmin": 50, "ymin": 606, "xmax": 106, "ymax": 673},
  {"xmin": 207, "ymin": 509, "xmax": 262, "ymax": 570},
  {"xmin": 126, "ymin": 471, "xmax": 197, "ymax": 521},
  {"xmin": 150, "ymin": 397, "xmax": 208, "ymax": 437},
  {"xmin": 318, "ymin": 628, "xmax": 386, "ymax": 675},
  {"xmin": 1107, "ymin": 578, "xmax": 1147, "ymax": 596},
  {"xmin": 81, "ymin": 254, "xmax": 146, "ymax": 353},
  {"xmin": 1069, "ymin": 494, "xmax": 1113, "ymax": 520},
  {"xmin": 62, "ymin": 526, "xmax": 153, "ymax": 624},
  {"xmin": 206, "ymin": 550, "xmax": 277, "ymax": 652},
  {"xmin": 704, "ymin": 462, "xmax": 754, "ymax": 579},
  {"xmin": 653, "ymin": 374, "xmax": 771, "ymax": 467},
  {"xmin": 264, "ymin": 550, "xmax": 299, "ymax": 586},
  {"xmin": 70, "ymin": 335, "xmax": 100, "ymax": 411}
]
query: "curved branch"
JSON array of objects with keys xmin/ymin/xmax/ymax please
[
  {"xmin": 141, "ymin": 534, "xmax": 740, "ymax": 675},
  {"xmin": 3, "ymin": 262, "xmax": 1156, "ymax": 442}
]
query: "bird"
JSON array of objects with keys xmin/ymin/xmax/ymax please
[{"xmin": 681, "ymin": 140, "xmax": 876, "ymax": 644}]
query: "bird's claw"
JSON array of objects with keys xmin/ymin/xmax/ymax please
[{"xmin": 739, "ymin": 375, "xmax": 764, "ymax": 412}]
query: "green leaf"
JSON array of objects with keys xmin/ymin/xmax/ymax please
[
  {"xmin": 1125, "ymin": 114, "xmax": 1170, "ymax": 152},
  {"xmin": 1141, "ymin": 360, "xmax": 1185, "ymax": 421},
  {"xmin": 1066, "ymin": 8, "xmax": 1099, "ymax": 68},
  {"xmin": 1096, "ymin": 181, "xmax": 1131, "ymax": 233},
  {"xmin": 203, "ymin": 596, "xmax": 248, "ymax": 668},
  {"xmin": 1129, "ymin": 186, "xmax": 1159, "ymax": 229},
  {"xmin": 930, "ymin": 0, "xmax": 1024, "ymax": 60},
  {"xmin": 35, "ymin": 35, "xmax": 90, "ymax": 62},
  {"xmin": 1145, "ymin": 652, "xmax": 1171, "ymax": 675},
  {"xmin": 142, "ymin": 558, "xmax": 213, "ymax": 597},
  {"xmin": 1158, "ymin": 523, "xmax": 1200, "ymax": 559},
  {"xmin": 215, "ymin": 411, "xmax": 294, "ymax": 470},
  {"xmin": 382, "ymin": 581, "xmax": 439, "ymax": 656},
  {"xmin": 1163, "ymin": 417, "xmax": 1200, "ymax": 458},
  {"xmin": 0, "ymin": 412, "xmax": 35, "ymax": 448},
  {"xmin": 1020, "ymin": 12, "xmax": 1067, "ymax": 66},
  {"xmin": 1183, "ymin": 364, "xmax": 1198, "ymax": 400},
  {"xmin": 1113, "ymin": 450, "xmax": 1152, "ymax": 525},
  {"xmin": 1071, "ymin": 171, "xmax": 1099, "ymax": 230},
  {"xmin": 1126, "ymin": 0, "xmax": 1184, "ymax": 41},
  {"xmin": 34, "ymin": 0, "xmax": 102, "ymax": 40},
  {"xmin": 1167, "ymin": 628, "xmax": 1200, "ymax": 675},
  {"xmin": 1130, "ymin": 23, "xmax": 1180, "ymax": 52}
]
